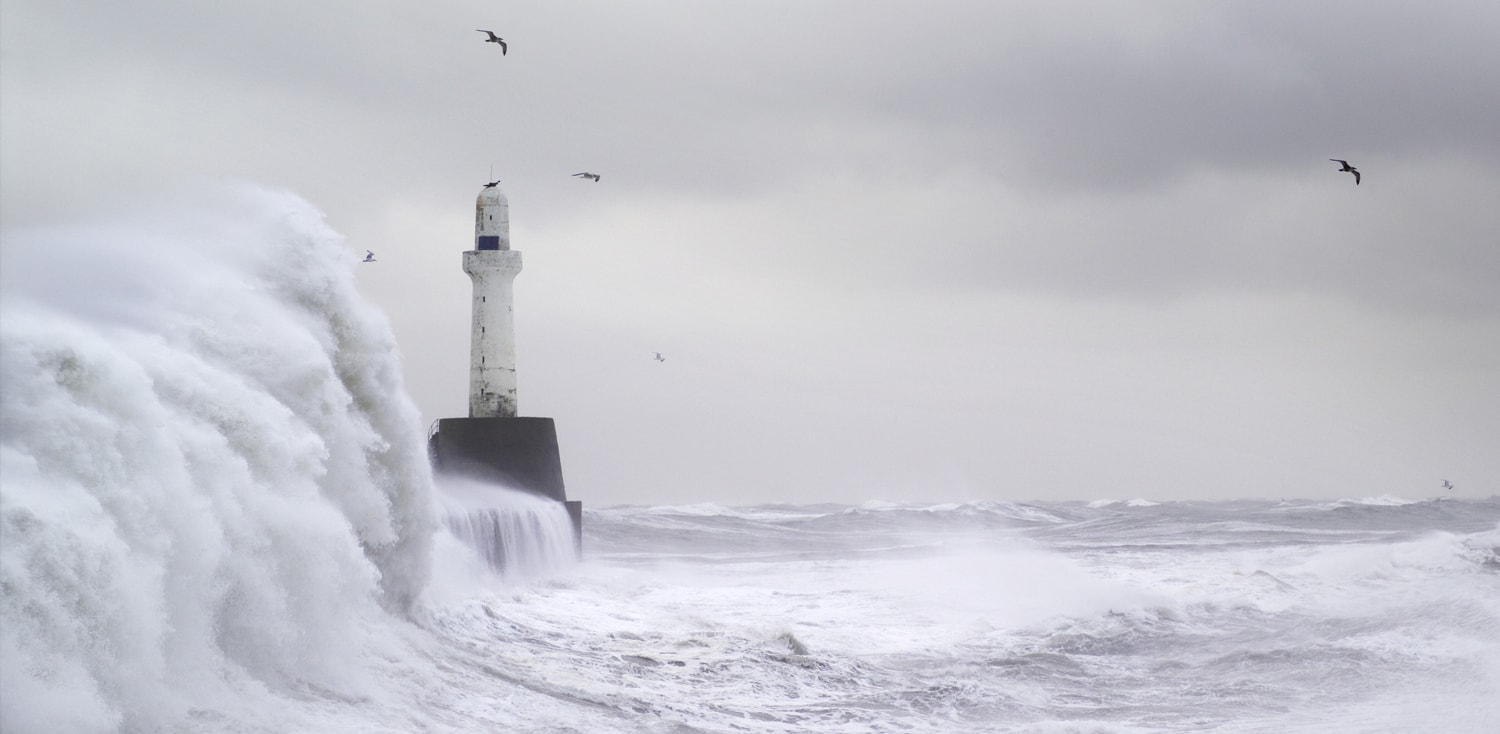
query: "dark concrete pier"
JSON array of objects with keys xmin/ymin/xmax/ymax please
[{"xmin": 429, "ymin": 416, "xmax": 582, "ymax": 554}]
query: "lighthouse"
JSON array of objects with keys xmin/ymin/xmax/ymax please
[
  {"xmin": 465, "ymin": 185, "xmax": 522, "ymax": 418},
  {"xmin": 429, "ymin": 182, "xmax": 582, "ymax": 557}
]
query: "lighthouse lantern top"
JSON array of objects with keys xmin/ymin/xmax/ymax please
[{"xmin": 475, "ymin": 185, "xmax": 510, "ymax": 251}]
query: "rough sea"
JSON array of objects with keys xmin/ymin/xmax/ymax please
[{"xmin": 3, "ymin": 187, "xmax": 1497, "ymax": 733}]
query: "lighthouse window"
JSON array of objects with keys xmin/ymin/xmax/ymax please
[
  {"xmin": 482, "ymin": 296, "xmax": 486, "ymax": 302},
  {"xmin": 481, "ymin": 327, "xmax": 486, "ymax": 333}
]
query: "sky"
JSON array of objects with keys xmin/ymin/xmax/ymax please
[{"xmin": 2, "ymin": 0, "xmax": 1497, "ymax": 506}]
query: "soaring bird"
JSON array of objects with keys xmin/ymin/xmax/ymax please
[
  {"xmin": 572, "ymin": 172, "xmax": 601, "ymax": 182},
  {"xmin": 363, "ymin": 250, "xmax": 376, "ymax": 263},
  {"xmin": 653, "ymin": 352, "xmax": 666, "ymax": 363},
  {"xmin": 1443, "ymin": 480, "xmax": 1454, "ymax": 490},
  {"xmin": 476, "ymin": 30, "xmax": 507, "ymax": 54},
  {"xmin": 1330, "ymin": 159, "xmax": 1361, "ymax": 185}
]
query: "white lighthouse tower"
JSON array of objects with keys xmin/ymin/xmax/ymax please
[
  {"xmin": 464, "ymin": 184, "xmax": 523, "ymax": 418},
  {"xmin": 430, "ymin": 182, "xmax": 582, "ymax": 559}
]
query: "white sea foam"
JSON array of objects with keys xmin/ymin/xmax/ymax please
[
  {"xmin": 1334, "ymin": 494, "xmax": 1423, "ymax": 507},
  {"xmin": 653, "ymin": 501, "xmax": 737, "ymax": 516},
  {"xmin": 436, "ymin": 499, "xmax": 1500, "ymax": 732},
  {"xmin": 1086, "ymin": 498, "xmax": 1160, "ymax": 508}
]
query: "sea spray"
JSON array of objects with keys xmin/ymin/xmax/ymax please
[{"xmin": 0, "ymin": 185, "xmax": 438, "ymax": 733}]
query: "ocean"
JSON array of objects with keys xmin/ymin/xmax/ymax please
[{"xmin": 3, "ymin": 187, "xmax": 1497, "ymax": 733}]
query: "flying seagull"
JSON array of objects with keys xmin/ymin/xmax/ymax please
[
  {"xmin": 1330, "ymin": 159, "xmax": 1361, "ymax": 185},
  {"xmin": 572, "ymin": 172, "xmax": 601, "ymax": 182},
  {"xmin": 363, "ymin": 250, "xmax": 376, "ymax": 263},
  {"xmin": 653, "ymin": 352, "xmax": 666, "ymax": 363},
  {"xmin": 476, "ymin": 30, "xmax": 507, "ymax": 54},
  {"xmin": 1443, "ymin": 480, "xmax": 1453, "ymax": 490}
]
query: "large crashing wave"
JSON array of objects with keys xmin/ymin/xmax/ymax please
[{"xmin": 0, "ymin": 185, "xmax": 438, "ymax": 733}]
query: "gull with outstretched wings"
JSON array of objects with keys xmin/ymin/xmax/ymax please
[
  {"xmin": 477, "ymin": 30, "xmax": 507, "ymax": 54},
  {"xmin": 1330, "ymin": 159, "xmax": 1360, "ymax": 185}
]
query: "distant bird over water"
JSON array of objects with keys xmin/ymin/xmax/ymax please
[
  {"xmin": 1330, "ymin": 159, "xmax": 1361, "ymax": 185},
  {"xmin": 653, "ymin": 352, "xmax": 666, "ymax": 363},
  {"xmin": 1443, "ymin": 480, "xmax": 1454, "ymax": 490},
  {"xmin": 572, "ymin": 172, "xmax": 601, "ymax": 182},
  {"xmin": 477, "ymin": 30, "xmax": 507, "ymax": 54},
  {"xmin": 363, "ymin": 250, "xmax": 376, "ymax": 263}
]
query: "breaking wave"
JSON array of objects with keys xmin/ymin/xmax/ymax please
[{"xmin": 0, "ymin": 185, "xmax": 438, "ymax": 733}]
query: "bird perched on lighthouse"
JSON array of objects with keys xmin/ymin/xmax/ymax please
[
  {"xmin": 477, "ymin": 30, "xmax": 507, "ymax": 54},
  {"xmin": 1330, "ymin": 159, "xmax": 1361, "ymax": 185}
]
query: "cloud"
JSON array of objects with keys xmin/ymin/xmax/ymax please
[{"xmin": 3, "ymin": 0, "xmax": 1496, "ymax": 502}]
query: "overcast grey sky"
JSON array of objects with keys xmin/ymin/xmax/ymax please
[{"xmin": 3, "ymin": 0, "xmax": 1496, "ymax": 505}]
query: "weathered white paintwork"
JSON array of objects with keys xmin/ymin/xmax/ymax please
[{"xmin": 465, "ymin": 186, "xmax": 522, "ymax": 418}]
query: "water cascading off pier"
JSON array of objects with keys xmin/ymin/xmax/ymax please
[{"xmin": 440, "ymin": 480, "xmax": 577, "ymax": 579}]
